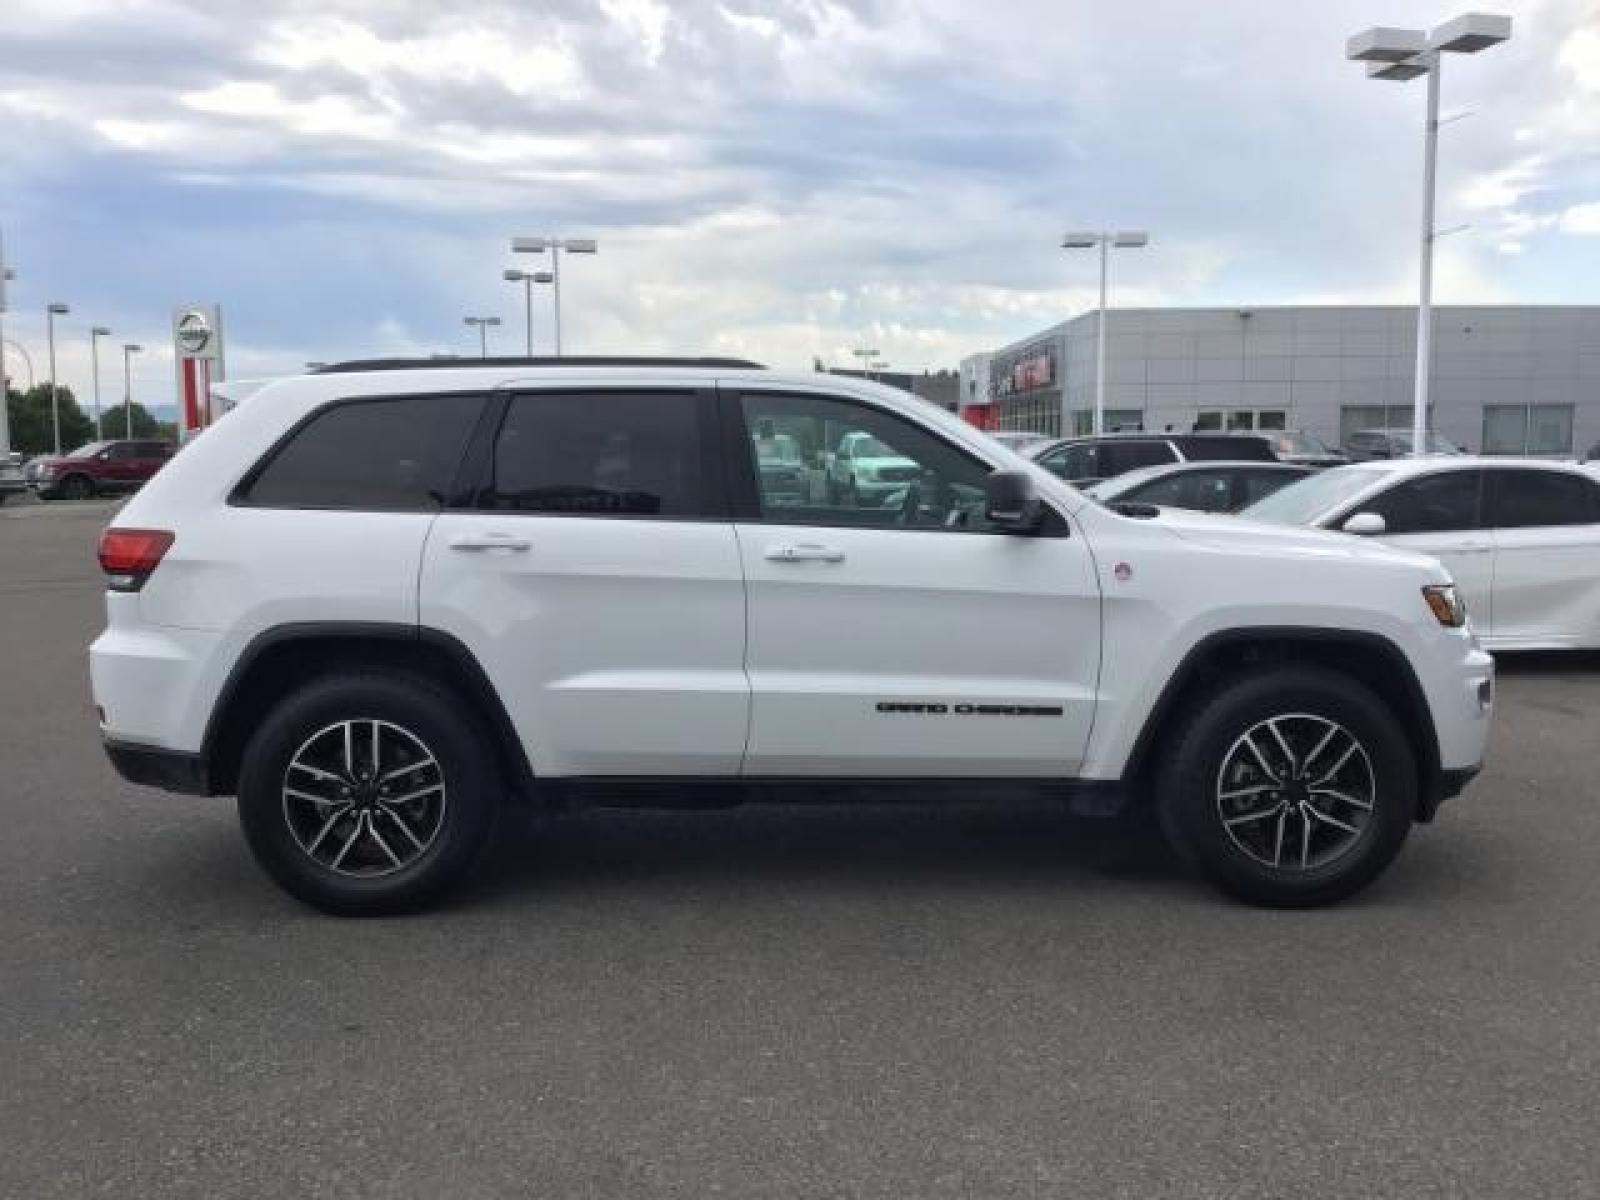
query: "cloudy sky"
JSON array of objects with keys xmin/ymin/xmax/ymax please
[{"xmin": 0, "ymin": 0, "xmax": 1596, "ymax": 409}]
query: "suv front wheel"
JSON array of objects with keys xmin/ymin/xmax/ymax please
[
  {"xmin": 1157, "ymin": 666, "xmax": 1415, "ymax": 908},
  {"xmin": 237, "ymin": 671, "xmax": 501, "ymax": 915}
]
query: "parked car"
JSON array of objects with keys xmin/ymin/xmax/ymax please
[
  {"xmin": 752, "ymin": 429, "xmax": 810, "ymax": 508},
  {"xmin": 987, "ymin": 430, "xmax": 1055, "ymax": 455},
  {"xmin": 92, "ymin": 356, "xmax": 1492, "ymax": 914},
  {"xmin": 0, "ymin": 452, "xmax": 25, "ymax": 505},
  {"xmin": 1243, "ymin": 457, "xmax": 1600, "ymax": 650},
  {"xmin": 1085, "ymin": 461, "xmax": 1314, "ymax": 514},
  {"xmin": 26, "ymin": 439, "xmax": 174, "ymax": 500},
  {"xmin": 1263, "ymin": 429, "xmax": 1349, "ymax": 468},
  {"xmin": 827, "ymin": 429, "xmax": 921, "ymax": 505},
  {"xmin": 1029, "ymin": 432, "xmax": 1278, "ymax": 487},
  {"xmin": 1343, "ymin": 428, "xmax": 1464, "ymax": 461}
]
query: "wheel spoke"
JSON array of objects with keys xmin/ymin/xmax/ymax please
[
  {"xmin": 342, "ymin": 722, "xmax": 356, "ymax": 776},
  {"xmin": 1311, "ymin": 740, "xmax": 1359, "ymax": 787},
  {"xmin": 366, "ymin": 817, "xmax": 404, "ymax": 869},
  {"xmin": 379, "ymin": 754, "xmax": 437, "ymax": 785},
  {"xmin": 1271, "ymin": 809, "xmax": 1287, "ymax": 867},
  {"xmin": 1305, "ymin": 801, "xmax": 1361, "ymax": 836},
  {"xmin": 329, "ymin": 812, "xmax": 366, "ymax": 870},
  {"xmin": 289, "ymin": 760, "xmax": 343, "ymax": 784},
  {"xmin": 1243, "ymin": 733, "xmax": 1279, "ymax": 781},
  {"xmin": 388, "ymin": 781, "xmax": 444, "ymax": 806},
  {"xmin": 1266, "ymin": 719, "xmax": 1299, "ymax": 774},
  {"xmin": 286, "ymin": 785, "xmax": 342, "ymax": 808},
  {"xmin": 305, "ymin": 805, "xmax": 352, "ymax": 855},
  {"xmin": 1219, "ymin": 783, "xmax": 1277, "ymax": 802},
  {"xmin": 1300, "ymin": 808, "xmax": 1313, "ymax": 869},
  {"xmin": 1311, "ymin": 786, "xmax": 1373, "ymax": 812},
  {"xmin": 1300, "ymin": 723, "xmax": 1341, "ymax": 776},
  {"xmin": 371, "ymin": 720, "xmax": 382, "ymax": 776},
  {"xmin": 378, "ymin": 804, "xmax": 428, "ymax": 852},
  {"xmin": 1225, "ymin": 803, "xmax": 1284, "ymax": 828}
]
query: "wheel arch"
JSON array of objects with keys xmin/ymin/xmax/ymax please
[
  {"xmin": 202, "ymin": 622, "xmax": 535, "ymax": 802},
  {"xmin": 1121, "ymin": 627, "xmax": 1444, "ymax": 820}
]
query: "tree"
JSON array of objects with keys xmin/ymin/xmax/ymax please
[
  {"xmin": 97, "ymin": 401, "xmax": 169, "ymax": 441},
  {"xmin": 5, "ymin": 385, "xmax": 95, "ymax": 456}
]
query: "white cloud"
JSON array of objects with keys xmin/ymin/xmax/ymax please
[{"xmin": 1560, "ymin": 202, "xmax": 1600, "ymax": 233}]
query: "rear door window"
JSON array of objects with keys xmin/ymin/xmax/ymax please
[
  {"xmin": 1485, "ymin": 469, "xmax": 1600, "ymax": 528},
  {"xmin": 1104, "ymin": 441, "xmax": 1176, "ymax": 475},
  {"xmin": 239, "ymin": 393, "xmax": 485, "ymax": 511},
  {"xmin": 479, "ymin": 391, "xmax": 711, "ymax": 518}
]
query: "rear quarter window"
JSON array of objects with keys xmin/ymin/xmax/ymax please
[{"xmin": 237, "ymin": 393, "xmax": 486, "ymax": 511}]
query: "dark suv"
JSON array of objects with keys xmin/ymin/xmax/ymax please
[
  {"xmin": 1028, "ymin": 432, "xmax": 1277, "ymax": 487},
  {"xmin": 26, "ymin": 439, "xmax": 174, "ymax": 500}
]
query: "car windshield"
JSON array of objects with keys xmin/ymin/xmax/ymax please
[
  {"xmin": 66, "ymin": 441, "xmax": 111, "ymax": 460},
  {"xmin": 1239, "ymin": 465, "xmax": 1389, "ymax": 525}
]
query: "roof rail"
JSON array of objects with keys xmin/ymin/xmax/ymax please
[{"xmin": 312, "ymin": 356, "xmax": 766, "ymax": 374}]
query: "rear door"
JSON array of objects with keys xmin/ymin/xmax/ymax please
[
  {"xmin": 724, "ymin": 384, "xmax": 1101, "ymax": 778},
  {"xmin": 420, "ymin": 386, "xmax": 748, "ymax": 776},
  {"xmin": 1484, "ymin": 467, "xmax": 1600, "ymax": 648}
]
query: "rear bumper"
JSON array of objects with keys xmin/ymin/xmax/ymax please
[{"xmin": 103, "ymin": 738, "xmax": 213, "ymax": 796}]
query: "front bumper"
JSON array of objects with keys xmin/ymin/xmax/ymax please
[{"xmin": 103, "ymin": 738, "xmax": 212, "ymax": 795}]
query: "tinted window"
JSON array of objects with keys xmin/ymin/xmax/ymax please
[
  {"xmin": 243, "ymin": 394, "xmax": 484, "ymax": 511},
  {"xmin": 481, "ymin": 391, "xmax": 705, "ymax": 518},
  {"xmin": 108, "ymin": 443, "xmax": 141, "ymax": 460},
  {"xmin": 1104, "ymin": 441, "xmax": 1176, "ymax": 475},
  {"xmin": 1486, "ymin": 469, "xmax": 1600, "ymax": 529},
  {"xmin": 1364, "ymin": 470, "xmax": 1482, "ymax": 534},
  {"xmin": 1128, "ymin": 468, "xmax": 1234, "ymax": 512},
  {"xmin": 740, "ymin": 391, "xmax": 998, "ymax": 532},
  {"xmin": 1182, "ymin": 435, "xmax": 1275, "ymax": 463}
]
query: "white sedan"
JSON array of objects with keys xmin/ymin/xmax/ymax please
[{"xmin": 1243, "ymin": 457, "xmax": 1600, "ymax": 651}]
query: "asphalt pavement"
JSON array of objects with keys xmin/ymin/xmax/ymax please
[{"xmin": 3, "ymin": 499, "xmax": 1599, "ymax": 1199}]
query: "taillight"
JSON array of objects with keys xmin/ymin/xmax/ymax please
[{"xmin": 98, "ymin": 528, "xmax": 174, "ymax": 592}]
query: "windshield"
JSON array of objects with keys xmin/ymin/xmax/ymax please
[
  {"xmin": 66, "ymin": 441, "xmax": 110, "ymax": 460},
  {"xmin": 1239, "ymin": 465, "xmax": 1389, "ymax": 525}
]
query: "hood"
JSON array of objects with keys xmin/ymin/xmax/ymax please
[{"xmin": 1150, "ymin": 507, "xmax": 1443, "ymax": 573}]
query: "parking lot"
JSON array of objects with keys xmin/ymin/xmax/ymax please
[{"xmin": 2, "ymin": 498, "xmax": 1599, "ymax": 1199}]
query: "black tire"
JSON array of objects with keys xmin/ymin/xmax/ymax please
[
  {"xmin": 237, "ymin": 671, "xmax": 501, "ymax": 916},
  {"xmin": 1157, "ymin": 666, "xmax": 1415, "ymax": 908},
  {"xmin": 60, "ymin": 473, "xmax": 94, "ymax": 500}
]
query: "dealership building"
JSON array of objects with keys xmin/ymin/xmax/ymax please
[{"xmin": 958, "ymin": 305, "xmax": 1600, "ymax": 457}]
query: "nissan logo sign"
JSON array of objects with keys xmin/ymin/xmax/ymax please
[{"xmin": 176, "ymin": 310, "xmax": 212, "ymax": 355}]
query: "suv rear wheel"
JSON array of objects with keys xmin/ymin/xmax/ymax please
[
  {"xmin": 237, "ymin": 671, "xmax": 501, "ymax": 915},
  {"xmin": 59, "ymin": 473, "xmax": 95, "ymax": 500},
  {"xmin": 1157, "ymin": 666, "xmax": 1415, "ymax": 908}
]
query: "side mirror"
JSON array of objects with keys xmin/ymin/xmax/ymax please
[
  {"xmin": 985, "ymin": 470, "xmax": 1044, "ymax": 533},
  {"xmin": 1342, "ymin": 512, "xmax": 1386, "ymax": 536}
]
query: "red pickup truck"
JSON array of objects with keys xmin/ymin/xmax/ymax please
[{"xmin": 26, "ymin": 439, "xmax": 175, "ymax": 501}]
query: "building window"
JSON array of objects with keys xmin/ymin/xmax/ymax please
[
  {"xmin": 1339, "ymin": 404, "xmax": 1430, "ymax": 448},
  {"xmin": 1483, "ymin": 404, "xmax": 1574, "ymax": 456},
  {"xmin": 1196, "ymin": 409, "xmax": 1286, "ymax": 433},
  {"xmin": 1071, "ymin": 408, "xmax": 1144, "ymax": 435}
]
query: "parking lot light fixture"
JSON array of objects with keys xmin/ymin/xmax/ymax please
[
  {"xmin": 121, "ymin": 344, "xmax": 142, "ymax": 439},
  {"xmin": 463, "ymin": 315, "xmax": 501, "ymax": 359},
  {"xmin": 46, "ymin": 301, "xmax": 69, "ymax": 455},
  {"xmin": 1346, "ymin": 13, "xmax": 1512, "ymax": 457},
  {"xmin": 511, "ymin": 237, "xmax": 598, "ymax": 356},
  {"xmin": 1060, "ymin": 231, "xmax": 1150, "ymax": 436},
  {"xmin": 90, "ymin": 326, "xmax": 111, "ymax": 439},
  {"xmin": 503, "ymin": 268, "xmax": 555, "ymax": 356}
]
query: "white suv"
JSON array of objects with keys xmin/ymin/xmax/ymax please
[{"xmin": 90, "ymin": 358, "xmax": 1495, "ymax": 915}]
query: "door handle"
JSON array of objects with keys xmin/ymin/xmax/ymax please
[
  {"xmin": 1457, "ymin": 541, "xmax": 1493, "ymax": 555},
  {"xmin": 764, "ymin": 543, "xmax": 845, "ymax": 563},
  {"xmin": 449, "ymin": 532, "xmax": 531, "ymax": 553}
]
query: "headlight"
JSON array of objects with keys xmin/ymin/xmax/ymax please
[{"xmin": 1422, "ymin": 584, "xmax": 1467, "ymax": 628}]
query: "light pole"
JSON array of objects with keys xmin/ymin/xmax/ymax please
[
  {"xmin": 90, "ymin": 325, "xmax": 111, "ymax": 438},
  {"xmin": 121, "ymin": 344, "xmax": 142, "ymax": 438},
  {"xmin": 463, "ymin": 315, "xmax": 501, "ymax": 359},
  {"xmin": 3, "ymin": 339, "xmax": 33, "ymax": 391},
  {"xmin": 46, "ymin": 301, "xmax": 69, "ymax": 455},
  {"xmin": 852, "ymin": 346, "xmax": 879, "ymax": 382},
  {"xmin": 1061, "ymin": 231, "xmax": 1149, "ymax": 437},
  {"xmin": 1346, "ymin": 13, "xmax": 1511, "ymax": 457},
  {"xmin": 502, "ymin": 268, "xmax": 554, "ymax": 356},
  {"xmin": 0, "ymin": 236, "xmax": 13, "ymax": 456},
  {"xmin": 510, "ymin": 237, "xmax": 598, "ymax": 356}
]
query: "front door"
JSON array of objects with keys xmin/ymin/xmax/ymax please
[
  {"xmin": 421, "ymin": 387, "xmax": 749, "ymax": 776},
  {"xmin": 725, "ymin": 386, "xmax": 1102, "ymax": 778},
  {"xmin": 1353, "ymin": 467, "xmax": 1495, "ymax": 635}
]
